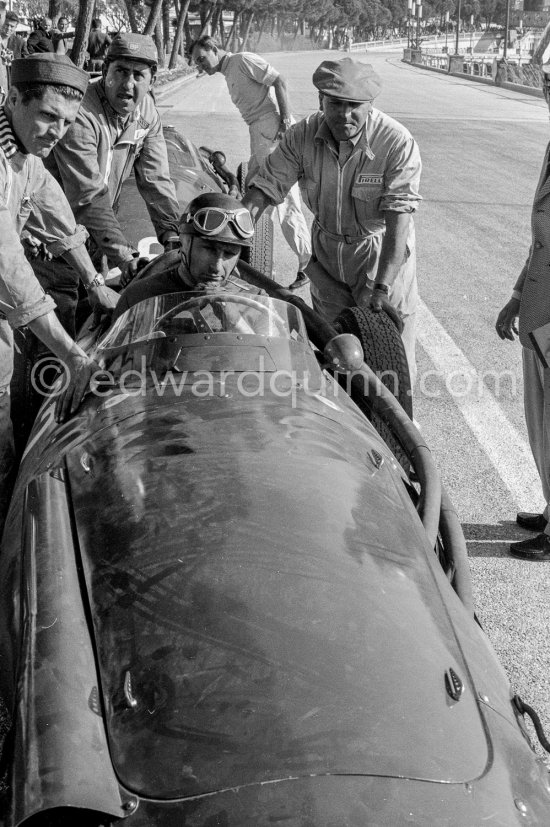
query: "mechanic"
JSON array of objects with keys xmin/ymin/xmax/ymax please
[
  {"xmin": 111, "ymin": 193, "xmax": 265, "ymax": 323},
  {"xmin": 189, "ymin": 36, "xmax": 311, "ymax": 291},
  {"xmin": 26, "ymin": 17, "xmax": 54, "ymax": 54},
  {"xmin": 31, "ymin": 32, "xmax": 180, "ymax": 339},
  {"xmin": 0, "ymin": 54, "xmax": 118, "ymax": 532},
  {"xmin": 241, "ymin": 57, "xmax": 422, "ymax": 384},
  {"xmin": 495, "ymin": 63, "xmax": 550, "ymax": 561}
]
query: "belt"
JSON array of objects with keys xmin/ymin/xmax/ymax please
[{"xmin": 314, "ymin": 219, "xmax": 382, "ymax": 245}]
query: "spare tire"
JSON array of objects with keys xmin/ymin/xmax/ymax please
[
  {"xmin": 237, "ymin": 161, "xmax": 274, "ymax": 278},
  {"xmin": 334, "ymin": 306, "xmax": 412, "ymax": 469}
]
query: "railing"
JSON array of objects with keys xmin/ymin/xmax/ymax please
[{"xmin": 349, "ymin": 37, "xmax": 409, "ymax": 51}]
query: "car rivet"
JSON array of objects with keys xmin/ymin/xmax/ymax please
[
  {"xmin": 123, "ymin": 798, "xmax": 138, "ymax": 813},
  {"xmin": 514, "ymin": 799, "xmax": 528, "ymax": 815}
]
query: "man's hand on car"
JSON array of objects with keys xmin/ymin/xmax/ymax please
[
  {"xmin": 21, "ymin": 233, "xmax": 53, "ymax": 261},
  {"xmin": 54, "ymin": 353, "xmax": 101, "ymax": 423},
  {"xmin": 87, "ymin": 281, "xmax": 120, "ymax": 330}
]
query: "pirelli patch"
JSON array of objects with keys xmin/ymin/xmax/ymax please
[{"xmin": 356, "ymin": 173, "xmax": 383, "ymax": 185}]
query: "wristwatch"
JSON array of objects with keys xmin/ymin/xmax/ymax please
[
  {"xmin": 85, "ymin": 273, "xmax": 105, "ymax": 291},
  {"xmin": 280, "ymin": 117, "xmax": 292, "ymax": 126}
]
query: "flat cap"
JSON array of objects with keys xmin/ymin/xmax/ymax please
[
  {"xmin": 312, "ymin": 58, "xmax": 382, "ymax": 102},
  {"xmin": 11, "ymin": 54, "xmax": 88, "ymax": 95},
  {"xmin": 106, "ymin": 32, "xmax": 158, "ymax": 66}
]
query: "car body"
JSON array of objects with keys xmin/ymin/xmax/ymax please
[{"xmin": 1, "ymin": 273, "xmax": 549, "ymax": 825}]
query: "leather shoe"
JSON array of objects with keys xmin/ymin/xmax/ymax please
[
  {"xmin": 288, "ymin": 271, "xmax": 310, "ymax": 291},
  {"xmin": 516, "ymin": 511, "xmax": 548, "ymax": 532},
  {"xmin": 509, "ymin": 532, "xmax": 550, "ymax": 560}
]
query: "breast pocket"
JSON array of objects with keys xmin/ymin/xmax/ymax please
[{"xmin": 351, "ymin": 184, "xmax": 382, "ymax": 222}]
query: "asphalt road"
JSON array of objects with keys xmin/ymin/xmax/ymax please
[{"xmin": 159, "ymin": 52, "xmax": 550, "ymax": 751}]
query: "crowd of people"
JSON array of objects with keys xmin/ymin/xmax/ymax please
[
  {"xmin": 0, "ymin": 9, "xmax": 111, "ymax": 89},
  {"xmin": 0, "ymin": 24, "xmax": 546, "ymax": 566}
]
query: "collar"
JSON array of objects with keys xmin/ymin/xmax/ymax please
[
  {"xmin": 315, "ymin": 112, "xmax": 375, "ymax": 160},
  {"xmin": 218, "ymin": 53, "xmax": 232, "ymax": 73},
  {"xmin": 96, "ymin": 80, "xmax": 141, "ymax": 128},
  {"xmin": 0, "ymin": 106, "xmax": 21, "ymax": 159}
]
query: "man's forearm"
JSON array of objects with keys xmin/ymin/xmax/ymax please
[
  {"xmin": 28, "ymin": 311, "xmax": 89, "ymax": 364},
  {"xmin": 242, "ymin": 186, "xmax": 273, "ymax": 224},
  {"xmin": 374, "ymin": 212, "xmax": 410, "ymax": 288},
  {"xmin": 62, "ymin": 243, "xmax": 100, "ymax": 286}
]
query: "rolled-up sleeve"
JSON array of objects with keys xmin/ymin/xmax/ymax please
[
  {"xmin": 379, "ymin": 135, "xmax": 422, "ymax": 213},
  {"xmin": 134, "ymin": 113, "xmax": 180, "ymax": 240},
  {"xmin": 0, "ymin": 210, "xmax": 56, "ymax": 328}
]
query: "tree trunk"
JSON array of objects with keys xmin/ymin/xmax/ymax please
[
  {"xmin": 240, "ymin": 11, "xmax": 254, "ymax": 51},
  {"xmin": 255, "ymin": 13, "xmax": 267, "ymax": 49},
  {"xmin": 169, "ymin": 0, "xmax": 192, "ymax": 68},
  {"xmin": 48, "ymin": 0, "xmax": 62, "ymax": 24},
  {"xmin": 154, "ymin": 19, "xmax": 165, "ymax": 67},
  {"xmin": 198, "ymin": 2, "xmax": 216, "ymax": 38},
  {"xmin": 144, "ymin": 0, "xmax": 164, "ymax": 36},
  {"xmin": 532, "ymin": 22, "xmax": 550, "ymax": 64},
  {"xmin": 163, "ymin": 0, "xmax": 171, "ymax": 52},
  {"xmin": 183, "ymin": 16, "xmax": 191, "ymax": 55},
  {"xmin": 123, "ymin": 0, "xmax": 140, "ymax": 33},
  {"xmin": 71, "ymin": 0, "xmax": 95, "ymax": 68},
  {"xmin": 223, "ymin": 12, "xmax": 239, "ymax": 50}
]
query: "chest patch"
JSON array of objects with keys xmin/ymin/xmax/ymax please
[{"xmin": 356, "ymin": 173, "xmax": 383, "ymax": 185}]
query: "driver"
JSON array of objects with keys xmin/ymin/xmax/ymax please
[{"xmin": 111, "ymin": 193, "xmax": 265, "ymax": 324}]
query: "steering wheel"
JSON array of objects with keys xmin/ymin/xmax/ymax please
[{"xmin": 154, "ymin": 293, "xmax": 286, "ymax": 333}]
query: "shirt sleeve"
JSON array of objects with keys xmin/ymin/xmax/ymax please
[
  {"xmin": 379, "ymin": 134, "xmax": 422, "ymax": 214},
  {"xmin": 240, "ymin": 53, "xmax": 279, "ymax": 87},
  {"xmin": 0, "ymin": 157, "xmax": 56, "ymax": 328},
  {"xmin": 51, "ymin": 112, "xmax": 138, "ymax": 267},
  {"xmin": 133, "ymin": 111, "xmax": 180, "ymax": 241}
]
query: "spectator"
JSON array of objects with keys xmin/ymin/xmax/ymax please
[
  {"xmin": 0, "ymin": 11, "xmax": 18, "ymax": 95},
  {"xmin": 189, "ymin": 36, "xmax": 312, "ymax": 291},
  {"xmin": 26, "ymin": 16, "xmax": 54, "ymax": 54},
  {"xmin": 496, "ymin": 64, "xmax": 550, "ymax": 561},
  {"xmin": 242, "ymin": 57, "xmax": 421, "ymax": 383},
  {"xmin": 37, "ymin": 33, "xmax": 180, "ymax": 338},
  {"xmin": 52, "ymin": 16, "xmax": 73, "ymax": 56},
  {"xmin": 87, "ymin": 18, "xmax": 111, "ymax": 72}
]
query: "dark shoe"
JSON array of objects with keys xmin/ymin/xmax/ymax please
[
  {"xmin": 288, "ymin": 271, "xmax": 310, "ymax": 291},
  {"xmin": 516, "ymin": 511, "xmax": 548, "ymax": 532},
  {"xmin": 509, "ymin": 532, "xmax": 550, "ymax": 560}
]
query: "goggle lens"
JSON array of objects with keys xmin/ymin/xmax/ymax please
[{"xmin": 191, "ymin": 206, "xmax": 255, "ymax": 239}]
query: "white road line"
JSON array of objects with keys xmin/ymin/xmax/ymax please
[{"xmin": 416, "ymin": 299, "xmax": 541, "ymax": 510}]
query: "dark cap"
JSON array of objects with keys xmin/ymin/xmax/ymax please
[
  {"xmin": 312, "ymin": 58, "xmax": 382, "ymax": 102},
  {"xmin": 106, "ymin": 33, "xmax": 158, "ymax": 67},
  {"xmin": 11, "ymin": 54, "xmax": 88, "ymax": 95}
]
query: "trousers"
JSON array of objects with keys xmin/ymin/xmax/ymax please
[{"xmin": 523, "ymin": 347, "xmax": 550, "ymax": 536}]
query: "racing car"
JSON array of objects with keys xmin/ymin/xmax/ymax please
[{"xmin": 0, "ymin": 266, "xmax": 549, "ymax": 826}]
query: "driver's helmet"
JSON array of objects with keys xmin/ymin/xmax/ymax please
[{"xmin": 179, "ymin": 193, "xmax": 254, "ymax": 248}]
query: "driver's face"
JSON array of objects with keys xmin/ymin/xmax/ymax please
[{"xmin": 186, "ymin": 235, "xmax": 241, "ymax": 285}]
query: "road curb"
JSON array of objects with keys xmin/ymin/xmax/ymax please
[
  {"xmin": 403, "ymin": 58, "xmax": 544, "ymax": 98},
  {"xmin": 155, "ymin": 71, "xmax": 196, "ymax": 102}
]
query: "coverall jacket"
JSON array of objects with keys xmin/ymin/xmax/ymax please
[
  {"xmin": 248, "ymin": 109, "xmax": 422, "ymax": 378},
  {"xmin": 36, "ymin": 81, "xmax": 180, "ymax": 335},
  {"xmin": 513, "ymin": 142, "xmax": 550, "ymax": 535},
  {"xmin": 0, "ymin": 108, "xmax": 89, "ymax": 522}
]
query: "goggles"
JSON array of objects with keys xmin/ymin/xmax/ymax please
[{"xmin": 187, "ymin": 206, "xmax": 255, "ymax": 240}]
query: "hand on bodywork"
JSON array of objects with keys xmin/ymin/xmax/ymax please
[
  {"xmin": 241, "ymin": 185, "xmax": 272, "ymax": 225},
  {"xmin": 359, "ymin": 212, "xmax": 410, "ymax": 313},
  {"xmin": 120, "ymin": 255, "xmax": 151, "ymax": 287}
]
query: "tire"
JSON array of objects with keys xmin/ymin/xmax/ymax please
[
  {"xmin": 237, "ymin": 161, "xmax": 274, "ymax": 278},
  {"xmin": 334, "ymin": 306, "xmax": 412, "ymax": 470}
]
